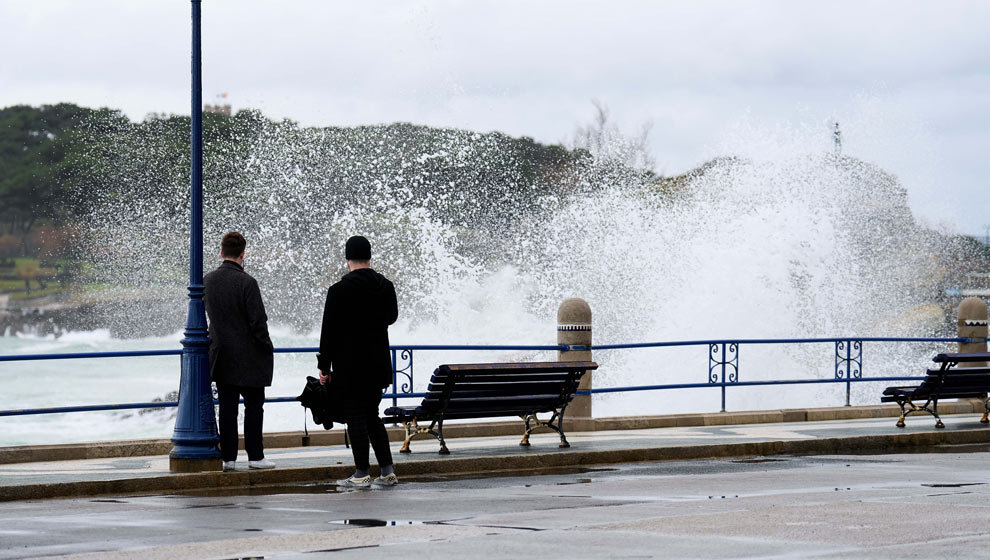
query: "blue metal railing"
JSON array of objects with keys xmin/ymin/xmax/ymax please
[
  {"xmin": 0, "ymin": 337, "xmax": 985, "ymax": 418},
  {"xmin": 0, "ymin": 349, "xmax": 184, "ymax": 362},
  {"xmin": 582, "ymin": 337, "xmax": 978, "ymax": 411}
]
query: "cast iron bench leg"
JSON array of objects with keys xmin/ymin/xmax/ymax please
[
  {"xmin": 399, "ymin": 418, "xmax": 442, "ymax": 454},
  {"xmin": 896, "ymin": 399, "xmax": 908, "ymax": 428},
  {"xmin": 437, "ymin": 418, "xmax": 449, "ymax": 455},
  {"xmin": 399, "ymin": 420, "xmax": 416, "ymax": 454},
  {"xmin": 552, "ymin": 409, "xmax": 569, "ymax": 448},
  {"xmin": 520, "ymin": 414, "xmax": 533, "ymax": 447}
]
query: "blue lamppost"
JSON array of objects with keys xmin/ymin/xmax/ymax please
[{"xmin": 169, "ymin": 0, "xmax": 221, "ymax": 472}]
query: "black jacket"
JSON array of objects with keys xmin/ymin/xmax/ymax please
[
  {"xmin": 203, "ymin": 260, "xmax": 274, "ymax": 387},
  {"xmin": 318, "ymin": 268, "xmax": 397, "ymax": 394},
  {"xmin": 296, "ymin": 375, "xmax": 346, "ymax": 429}
]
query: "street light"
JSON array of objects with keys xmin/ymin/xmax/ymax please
[{"xmin": 169, "ymin": 0, "xmax": 221, "ymax": 472}]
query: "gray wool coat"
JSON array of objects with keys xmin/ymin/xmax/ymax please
[{"xmin": 203, "ymin": 260, "xmax": 274, "ymax": 387}]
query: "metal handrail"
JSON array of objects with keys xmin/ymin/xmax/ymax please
[
  {"xmin": 0, "ymin": 349, "xmax": 183, "ymax": 362},
  {"xmin": 580, "ymin": 337, "xmax": 975, "ymax": 351},
  {"xmin": 1, "ymin": 337, "xmax": 986, "ymax": 418},
  {"xmin": 579, "ymin": 375, "xmax": 923, "ymax": 395}
]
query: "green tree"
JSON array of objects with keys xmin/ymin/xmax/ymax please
[
  {"xmin": 0, "ymin": 103, "xmax": 114, "ymax": 240},
  {"xmin": 0, "ymin": 234, "xmax": 18, "ymax": 266},
  {"xmin": 14, "ymin": 261, "xmax": 42, "ymax": 294}
]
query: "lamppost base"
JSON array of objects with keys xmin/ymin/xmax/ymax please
[{"xmin": 169, "ymin": 455, "xmax": 222, "ymax": 473}]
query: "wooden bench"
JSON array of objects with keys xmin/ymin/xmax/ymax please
[
  {"xmin": 881, "ymin": 352, "xmax": 990, "ymax": 428},
  {"xmin": 382, "ymin": 361, "xmax": 598, "ymax": 454}
]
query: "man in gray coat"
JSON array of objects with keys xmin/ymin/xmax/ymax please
[{"xmin": 203, "ymin": 231, "xmax": 275, "ymax": 471}]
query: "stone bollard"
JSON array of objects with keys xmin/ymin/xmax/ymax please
[
  {"xmin": 558, "ymin": 298, "xmax": 593, "ymax": 428},
  {"xmin": 958, "ymin": 297, "xmax": 988, "ymax": 367}
]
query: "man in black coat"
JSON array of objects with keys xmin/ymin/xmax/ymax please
[
  {"xmin": 203, "ymin": 231, "xmax": 276, "ymax": 471},
  {"xmin": 319, "ymin": 235, "xmax": 398, "ymax": 487}
]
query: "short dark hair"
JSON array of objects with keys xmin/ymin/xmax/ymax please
[{"xmin": 221, "ymin": 231, "xmax": 246, "ymax": 258}]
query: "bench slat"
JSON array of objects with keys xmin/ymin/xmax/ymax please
[
  {"xmin": 925, "ymin": 367, "xmax": 990, "ymax": 374},
  {"xmin": 933, "ymin": 353, "xmax": 990, "ymax": 363},
  {"xmin": 430, "ymin": 373, "xmax": 577, "ymax": 384},
  {"xmin": 429, "ymin": 394, "xmax": 563, "ymax": 405},
  {"xmin": 438, "ymin": 361, "xmax": 597, "ymax": 375},
  {"xmin": 428, "ymin": 380, "xmax": 578, "ymax": 394},
  {"xmin": 392, "ymin": 409, "xmax": 549, "ymax": 421}
]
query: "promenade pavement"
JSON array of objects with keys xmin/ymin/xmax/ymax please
[
  {"xmin": 3, "ymin": 413, "xmax": 990, "ymax": 559},
  {"xmin": 3, "ymin": 412, "xmax": 990, "ymax": 502}
]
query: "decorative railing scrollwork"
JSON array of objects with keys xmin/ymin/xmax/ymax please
[
  {"xmin": 834, "ymin": 340, "xmax": 862, "ymax": 379},
  {"xmin": 709, "ymin": 342, "xmax": 739, "ymax": 412},
  {"xmin": 708, "ymin": 343, "xmax": 739, "ymax": 384},
  {"xmin": 835, "ymin": 340, "xmax": 863, "ymax": 406},
  {"xmin": 396, "ymin": 348, "xmax": 414, "ymax": 394}
]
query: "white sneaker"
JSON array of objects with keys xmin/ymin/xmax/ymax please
[
  {"xmin": 372, "ymin": 473, "xmax": 399, "ymax": 487},
  {"xmin": 336, "ymin": 474, "xmax": 372, "ymax": 488},
  {"xmin": 248, "ymin": 458, "xmax": 276, "ymax": 469},
  {"xmin": 222, "ymin": 461, "xmax": 236, "ymax": 472}
]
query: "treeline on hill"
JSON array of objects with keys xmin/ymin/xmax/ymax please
[
  {"xmin": 1, "ymin": 103, "xmax": 987, "ymax": 309},
  {"xmin": 0, "ymin": 102, "xmax": 597, "ymax": 266}
]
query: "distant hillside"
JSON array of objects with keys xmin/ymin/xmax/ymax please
[{"xmin": 0, "ymin": 103, "xmax": 607, "ymax": 257}]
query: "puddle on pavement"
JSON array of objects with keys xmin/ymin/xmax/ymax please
[
  {"xmin": 554, "ymin": 478, "xmax": 592, "ymax": 486},
  {"xmin": 328, "ymin": 519, "xmax": 429, "ymax": 528}
]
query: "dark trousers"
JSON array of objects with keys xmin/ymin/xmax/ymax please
[
  {"xmin": 346, "ymin": 394, "xmax": 393, "ymax": 472},
  {"xmin": 216, "ymin": 383, "xmax": 265, "ymax": 462}
]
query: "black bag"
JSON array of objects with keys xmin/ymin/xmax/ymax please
[{"xmin": 296, "ymin": 375, "xmax": 346, "ymax": 430}]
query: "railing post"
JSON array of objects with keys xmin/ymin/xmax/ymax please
[
  {"xmin": 958, "ymin": 297, "xmax": 989, "ymax": 366},
  {"xmin": 835, "ymin": 340, "xmax": 862, "ymax": 407},
  {"xmin": 845, "ymin": 340, "xmax": 852, "ymax": 406},
  {"xmin": 558, "ymin": 298, "xmax": 592, "ymax": 427},
  {"xmin": 391, "ymin": 348, "xmax": 398, "ymax": 410},
  {"xmin": 721, "ymin": 344, "xmax": 727, "ymax": 412},
  {"xmin": 708, "ymin": 343, "xmax": 738, "ymax": 412}
]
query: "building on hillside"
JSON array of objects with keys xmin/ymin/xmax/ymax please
[{"xmin": 204, "ymin": 104, "xmax": 231, "ymax": 116}]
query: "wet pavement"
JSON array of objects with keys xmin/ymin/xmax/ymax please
[
  {"xmin": 3, "ymin": 451, "xmax": 990, "ymax": 559},
  {"xmin": 4, "ymin": 414, "xmax": 990, "ymax": 497}
]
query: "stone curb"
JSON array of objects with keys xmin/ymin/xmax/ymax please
[
  {"xmin": 3, "ymin": 419, "xmax": 989, "ymax": 503},
  {"xmin": 3, "ymin": 402, "xmax": 977, "ymax": 465}
]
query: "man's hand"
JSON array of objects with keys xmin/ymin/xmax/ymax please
[{"xmin": 319, "ymin": 370, "xmax": 330, "ymax": 385}]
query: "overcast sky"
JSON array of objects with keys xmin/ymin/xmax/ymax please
[{"xmin": 2, "ymin": 0, "xmax": 988, "ymax": 235}]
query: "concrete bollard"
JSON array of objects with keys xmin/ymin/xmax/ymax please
[
  {"xmin": 958, "ymin": 297, "xmax": 988, "ymax": 367},
  {"xmin": 558, "ymin": 298, "xmax": 593, "ymax": 422}
]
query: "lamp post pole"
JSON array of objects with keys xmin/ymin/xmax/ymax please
[{"xmin": 169, "ymin": 0, "xmax": 221, "ymax": 472}]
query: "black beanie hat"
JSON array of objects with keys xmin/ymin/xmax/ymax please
[{"xmin": 345, "ymin": 235, "xmax": 372, "ymax": 260}]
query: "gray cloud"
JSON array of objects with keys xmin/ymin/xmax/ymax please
[{"xmin": 2, "ymin": 0, "xmax": 988, "ymax": 232}]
